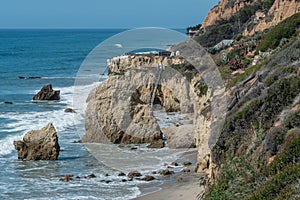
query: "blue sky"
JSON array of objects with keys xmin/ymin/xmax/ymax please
[{"xmin": 0, "ymin": 0, "xmax": 219, "ymax": 28}]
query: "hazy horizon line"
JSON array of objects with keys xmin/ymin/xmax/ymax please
[{"xmin": 0, "ymin": 27, "xmax": 186, "ymax": 30}]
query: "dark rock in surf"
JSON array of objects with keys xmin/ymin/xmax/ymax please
[
  {"xmin": 118, "ymin": 172, "xmax": 126, "ymax": 176},
  {"xmin": 159, "ymin": 169, "xmax": 174, "ymax": 176},
  {"xmin": 59, "ymin": 174, "xmax": 74, "ymax": 182},
  {"xmin": 182, "ymin": 161, "xmax": 192, "ymax": 166},
  {"xmin": 181, "ymin": 168, "xmax": 191, "ymax": 173},
  {"xmin": 100, "ymin": 180, "xmax": 112, "ymax": 184},
  {"xmin": 127, "ymin": 170, "xmax": 142, "ymax": 179},
  {"xmin": 3, "ymin": 101, "xmax": 13, "ymax": 104},
  {"xmin": 18, "ymin": 76, "xmax": 41, "ymax": 79},
  {"xmin": 13, "ymin": 123, "xmax": 60, "ymax": 160},
  {"xmin": 64, "ymin": 108, "xmax": 76, "ymax": 113},
  {"xmin": 33, "ymin": 84, "xmax": 60, "ymax": 101},
  {"xmin": 85, "ymin": 173, "xmax": 96, "ymax": 178},
  {"xmin": 139, "ymin": 175, "xmax": 155, "ymax": 181},
  {"xmin": 28, "ymin": 76, "xmax": 41, "ymax": 79}
]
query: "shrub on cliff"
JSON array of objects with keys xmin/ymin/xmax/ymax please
[
  {"xmin": 262, "ymin": 0, "xmax": 275, "ymax": 10},
  {"xmin": 257, "ymin": 12, "xmax": 300, "ymax": 52},
  {"xmin": 195, "ymin": 3, "xmax": 262, "ymax": 47},
  {"xmin": 207, "ymin": 37, "xmax": 300, "ymax": 199}
]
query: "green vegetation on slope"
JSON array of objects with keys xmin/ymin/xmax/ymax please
[
  {"xmin": 206, "ymin": 35, "xmax": 300, "ymax": 199},
  {"xmin": 195, "ymin": 2, "xmax": 263, "ymax": 47},
  {"xmin": 247, "ymin": 163, "xmax": 300, "ymax": 200},
  {"xmin": 257, "ymin": 12, "xmax": 300, "ymax": 52}
]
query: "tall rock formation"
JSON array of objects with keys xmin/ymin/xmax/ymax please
[
  {"xmin": 14, "ymin": 123, "xmax": 60, "ymax": 160},
  {"xmin": 82, "ymin": 54, "xmax": 197, "ymax": 145}
]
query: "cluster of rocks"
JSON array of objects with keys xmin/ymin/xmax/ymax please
[
  {"xmin": 59, "ymin": 173, "xmax": 98, "ymax": 182},
  {"xmin": 58, "ymin": 160, "xmax": 194, "ymax": 184},
  {"xmin": 13, "ymin": 84, "xmax": 78, "ymax": 161}
]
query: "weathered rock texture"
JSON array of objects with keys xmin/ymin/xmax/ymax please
[
  {"xmin": 202, "ymin": 0, "xmax": 256, "ymax": 28},
  {"xmin": 201, "ymin": 0, "xmax": 300, "ymax": 36},
  {"xmin": 83, "ymin": 54, "xmax": 198, "ymax": 145},
  {"xmin": 14, "ymin": 123, "xmax": 60, "ymax": 160},
  {"xmin": 203, "ymin": 39, "xmax": 300, "ymax": 198},
  {"xmin": 33, "ymin": 84, "xmax": 60, "ymax": 101},
  {"xmin": 107, "ymin": 55, "xmax": 185, "ymax": 75},
  {"xmin": 245, "ymin": 0, "xmax": 300, "ymax": 35},
  {"xmin": 162, "ymin": 124, "xmax": 196, "ymax": 149}
]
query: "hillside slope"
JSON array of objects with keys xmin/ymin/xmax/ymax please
[
  {"xmin": 195, "ymin": 0, "xmax": 300, "ymax": 47},
  {"xmin": 197, "ymin": 6, "xmax": 300, "ymax": 200}
]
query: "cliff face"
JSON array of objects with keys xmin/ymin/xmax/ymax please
[
  {"xmin": 201, "ymin": 0, "xmax": 257, "ymax": 28},
  {"xmin": 198, "ymin": 2, "xmax": 300, "ymax": 195},
  {"xmin": 82, "ymin": 54, "xmax": 201, "ymax": 147},
  {"xmin": 107, "ymin": 55, "xmax": 185, "ymax": 75},
  {"xmin": 199, "ymin": 0, "xmax": 300, "ymax": 46},
  {"xmin": 245, "ymin": 0, "xmax": 300, "ymax": 35},
  {"xmin": 205, "ymin": 38, "xmax": 300, "ymax": 199}
]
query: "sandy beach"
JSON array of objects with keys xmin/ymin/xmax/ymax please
[{"xmin": 134, "ymin": 150, "xmax": 206, "ymax": 200}]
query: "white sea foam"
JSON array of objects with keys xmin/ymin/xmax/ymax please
[{"xmin": 0, "ymin": 81, "xmax": 100, "ymax": 156}]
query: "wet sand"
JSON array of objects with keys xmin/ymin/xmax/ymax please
[{"xmin": 134, "ymin": 150, "xmax": 206, "ymax": 200}]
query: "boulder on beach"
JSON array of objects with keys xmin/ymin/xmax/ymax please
[
  {"xmin": 13, "ymin": 123, "xmax": 60, "ymax": 160},
  {"xmin": 33, "ymin": 84, "xmax": 60, "ymax": 101},
  {"xmin": 162, "ymin": 124, "xmax": 196, "ymax": 149}
]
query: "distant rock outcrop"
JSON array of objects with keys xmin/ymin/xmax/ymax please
[
  {"xmin": 33, "ymin": 84, "xmax": 60, "ymax": 101},
  {"xmin": 13, "ymin": 123, "xmax": 60, "ymax": 160}
]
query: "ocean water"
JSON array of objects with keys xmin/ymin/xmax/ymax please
[{"xmin": 0, "ymin": 29, "xmax": 192, "ymax": 200}]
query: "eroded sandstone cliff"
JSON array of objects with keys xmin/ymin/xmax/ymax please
[
  {"xmin": 82, "ymin": 54, "xmax": 201, "ymax": 147},
  {"xmin": 198, "ymin": 0, "xmax": 300, "ymax": 47},
  {"xmin": 201, "ymin": 0, "xmax": 257, "ymax": 29},
  {"xmin": 245, "ymin": 0, "xmax": 300, "ymax": 35}
]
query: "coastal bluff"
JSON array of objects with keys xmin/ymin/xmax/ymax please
[
  {"xmin": 201, "ymin": 0, "xmax": 300, "ymax": 36},
  {"xmin": 82, "ymin": 53, "xmax": 205, "ymax": 147}
]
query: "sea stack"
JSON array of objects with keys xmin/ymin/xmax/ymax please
[
  {"xmin": 13, "ymin": 123, "xmax": 60, "ymax": 160},
  {"xmin": 33, "ymin": 84, "xmax": 60, "ymax": 100}
]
